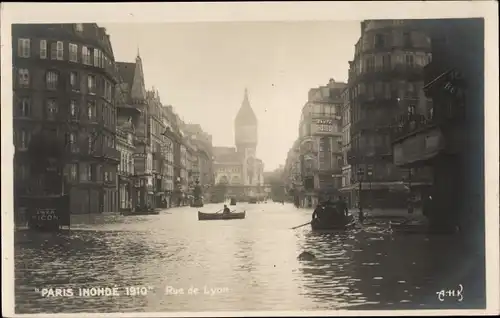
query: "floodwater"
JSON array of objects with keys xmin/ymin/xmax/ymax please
[{"xmin": 14, "ymin": 202, "xmax": 485, "ymax": 313}]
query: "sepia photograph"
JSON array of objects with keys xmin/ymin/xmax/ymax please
[{"xmin": 1, "ymin": 2, "xmax": 498, "ymax": 317}]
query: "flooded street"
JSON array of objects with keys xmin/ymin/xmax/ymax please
[{"xmin": 15, "ymin": 202, "xmax": 485, "ymax": 313}]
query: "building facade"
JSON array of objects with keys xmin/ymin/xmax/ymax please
[
  {"xmin": 296, "ymin": 79, "xmax": 346, "ymax": 208},
  {"xmin": 184, "ymin": 123, "xmax": 214, "ymax": 193},
  {"xmin": 116, "ymin": 53, "xmax": 152, "ymax": 210},
  {"xmin": 391, "ymin": 18, "xmax": 484, "ymax": 234},
  {"xmin": 147, "ymin": 88, "xmax": 168, "ymax": 209},
  {"xmin": 340, "ymin": 85, "xmax": 353, "ymax": 207},
  {"xmin": 116, "ymin": 122, "xmax": 135, "ymax": 210},
  {"xmin": 344, "ymin": 20, "xmax": 433, "ymax": 210},
  {"xmin": 13, "ymin": 23, "xmax": 120, "ymax": 215},
  {"xmin": 283, "ymin": 139, "xmax": 302, "ymax": 205}
]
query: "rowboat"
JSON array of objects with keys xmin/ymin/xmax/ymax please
[
  {"xmin": 198, "ymin": 211, "xmax": 246, "ymax": 221},
  {"xmin": 311, "ymin": 215, "xmax": 355, "ymax": 231}
]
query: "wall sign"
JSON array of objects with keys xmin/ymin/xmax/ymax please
[{"xmin": 315, "ymin": 119, "xmax": 333, "ymax": 125}]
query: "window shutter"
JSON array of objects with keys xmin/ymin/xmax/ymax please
[{"xmin": 17, "ymin": 39, "xmax": 22, "ymax": 57}]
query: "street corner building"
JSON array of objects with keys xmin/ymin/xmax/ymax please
[
  {"xmin": 12, "ymin": 23, "xmax": 120, "ymax": 219},
  {"xmin": 284, "ymin": 79, "xmax": 347, "ymax": 208},
  {"xmin": 211, "ymin": 89, "xmax": 265, "ymax": 203},
  {"xmin": 390, "ymin": 18, "xmax": 485, "ymax": 235},
  {"xmin": 341, "ymin": 20, "xmax": 434, "ymax": 210}
]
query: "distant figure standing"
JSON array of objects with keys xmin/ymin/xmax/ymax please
[
  {"xmin": 223, "ymin": 204, "xmax": 231, "ymax": 215},
  {"xmin": 312, "ymin": 203, "xmax": 324, "ymax": 221}
]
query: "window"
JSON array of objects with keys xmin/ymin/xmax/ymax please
[
  {"xmin": 104, "ymin": 80, "xmax": 112, "ymax": 101},
  {"xmin": 382, "ymin": 54, "xmax": 391, "ymax": 69},
  {"xmin": 80, "ymin": 164, "xmax": 90, "ymax": 181},
  {"xmin": 18, "ymin": 129, "xmax": 31, "ymax": 150},
  {"xmin": 365, "ymin": 56, "xmax": 375, "ymax": 72},
  {"xmin": 75, "ymin": 23, "xmax": 84, "ymax": 32},
  {"xmin": 68, "ymin": 132, "xmax": 77, "ymax": 152},
  {"xmin": 87, "ymin": 101, "xmax": 96, "ymax": 120},
  {"xmin": 69, "ymin": 43, "xmax": 78, "ymax": 62},
  {"xmin": 18, "ymin": 97, "xmax": 31, "ymax": 117},
  {"xmin": 87, "ymin": 75, "xmax": 96, "ymax": 94},
  {"xmin": 18, "ymin": 69, "xmax": 30, "ymax": 87},
  {"xmin": 46, "ymin": 99, "xmax": 58, "ymax": 120},
  {"xmin": 17, "ymin": 38, "xmax": 30, "ymax": 58},
  {"xmin": 87, "ymin": 133, "xmax": 96, "ymax": 154},
  {"xmin": 403, "ymin": 32, "xmax": 412, "ymax": 47},
  {"xmin": 408, "ymin": 105, "xmax": 416, "ymax": 115},
  {"xmin": 104, "ymin": 171, "xmax": 109, "ymax": 182},
  {"xmin": 94, "ymin": 49, "xmax": 101, "ymax": 67},
  {"xmin": 70, "ymin": 71, "xmax": 79, "ymax": 91},
  {"xmin": 405, "ymin": 54, "xmax": 414, "ymax": 67},
  {"xmin": 68, "ymin": 163, "xmax": 78, "ymax": 181},
  {"xmin": 50, "ymin": 42, "xmax": 57, "ymax": 60},
  {"xmin": 40, "ymin": 40, "xmax": 47, "ymax": 59},
  {"xmin": 82, "ymin": 46, "xmax": 91, "ymax": 65},
  {"xmin": 70, "ymin": 100, "xmax": 78, "ymax": 119},
  {"xmin": 374, "ymin": 34, "xmax": 385, "ymax": 49},
  {"xmin": 18, "ymin": 164, "xmax": 30, "ymax": 181},
  {"xmin": 56, "ymin": 41, "xmax": 64, "ymax": 60},
  {"xmin": 46, "ymin": 71, "xmax": 58, "ymax": 90}
]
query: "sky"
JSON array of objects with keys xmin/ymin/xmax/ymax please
[{"xmin": 102, "ymin": 21, "xmax": 361, "ymax": 171}]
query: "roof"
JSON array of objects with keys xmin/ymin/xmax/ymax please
[
  {"xmin": 235, "ymin": 88, "xmax": 257, "ymax": 125},
  {"xmin": 116, "ymin": 62, "xmax": 135, "ymax": 86},
  {"xmin": 213, "ymin": 147, "xmax": 243, "ymax": 163}
]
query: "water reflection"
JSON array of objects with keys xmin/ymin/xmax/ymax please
[{"xmin": 14, "ymin": 203, "xmax": 484, "ymax": 313}]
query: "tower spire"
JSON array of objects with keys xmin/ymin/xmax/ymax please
[{"xmin": 136, "ymin": 46, "xmax": 140, "ymax": 58}]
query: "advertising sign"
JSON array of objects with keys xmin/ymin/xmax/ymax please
[{"xmin": 24, "ymin": 194, "xmax": 70, "ymax": 229}]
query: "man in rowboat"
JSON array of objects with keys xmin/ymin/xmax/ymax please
[{"xmin": 222, "ymin": 205, "xmax": 231, "ymax": 215}]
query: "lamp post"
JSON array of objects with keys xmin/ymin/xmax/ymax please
[
  {"xmin": 367, "ymin": 165, "xmax": 373, "ymax": 210},
  {"xmin": 357, "ymin": 167, "xmax": 365, "ymax": 222}
]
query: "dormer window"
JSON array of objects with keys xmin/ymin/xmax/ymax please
[{"xmin": 75, "ymin": 24, "xmax": 84, "ymax": 32}]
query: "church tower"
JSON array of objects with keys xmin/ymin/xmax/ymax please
[{"xmin": 234, "ymin": 89, "xmax": 258, "ymax": 186}]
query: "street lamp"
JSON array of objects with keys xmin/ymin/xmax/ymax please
[
  {"xmin": 367, "ymin": 165, "xmax": 373, "ymax": 210},
  {"xmin": 357, "ymin": 167, "xmax": 365, "ymax": 222}
]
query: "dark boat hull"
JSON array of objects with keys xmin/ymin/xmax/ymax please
[
  {"xmin": 311, "ymin": 216, "xmax": 354, "ymax": 231},
  {"xmin": 198, "ymin": 211, "xmax": 246, "ymax": 220}
]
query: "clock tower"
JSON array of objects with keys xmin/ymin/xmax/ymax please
[{"xmin": 234, "ymin": 88, "xmax": 258, "ymax": 186}]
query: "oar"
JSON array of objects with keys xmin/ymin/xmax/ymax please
[
  {"xmin": 291, "ymin": 221, "xmax": 311, "ymax": 230},
  {"xmin": 215, "ymin": 209, "xmax": 223, "ymax": 214}
]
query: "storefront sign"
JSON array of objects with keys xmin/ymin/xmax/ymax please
[{"xmin": 315, "ymin": 119, "xmax": 333, "ymax": 125}]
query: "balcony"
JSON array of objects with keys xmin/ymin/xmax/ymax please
[
  {"xmin": 104, "ymin": 147, "xmax": 121, "ymax": 162},
  {"xmin": 350, "ymin": 64, "xmax": 425, "ymax": 84},
  {"xmin": 346, "ymin": 147, "xmax": 392, "ymax": 165},
  {"xmin": 391, "ymin": 114, "xmax": 437, "ymax": 143},
  {"xmin": 351, "ymin": 116, "xmax": 394, "ymax": 135}
]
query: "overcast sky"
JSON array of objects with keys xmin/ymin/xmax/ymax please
[{"xmin": 102, "ymin": 21, "xmax": 361, "ymax": 170}]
